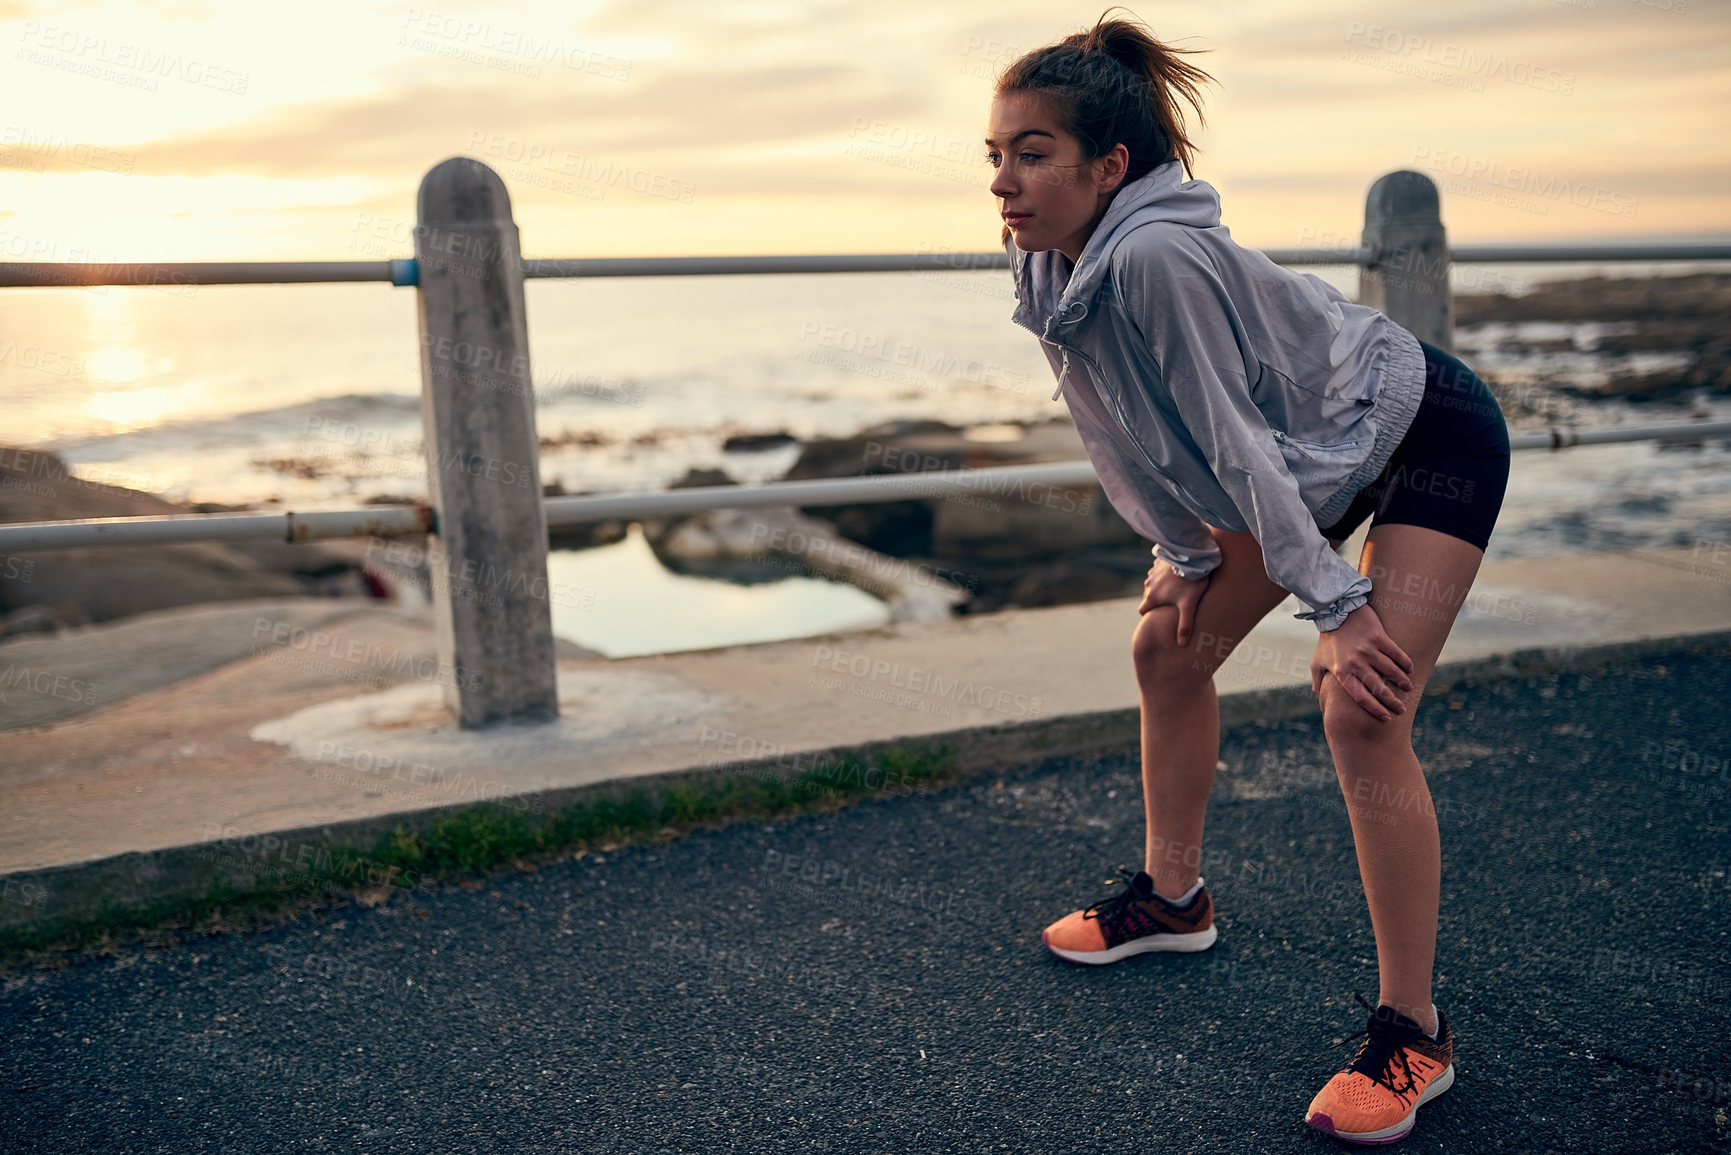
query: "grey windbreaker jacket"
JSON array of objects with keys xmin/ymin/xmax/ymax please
[{"xmin": 1007, "ymin": 158, "xmax": 1427, "ymax": 632}]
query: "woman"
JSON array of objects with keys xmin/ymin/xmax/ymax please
[{"xmin": 987, "ymin": 13, "xmax": 1509, "ymax": 1146}]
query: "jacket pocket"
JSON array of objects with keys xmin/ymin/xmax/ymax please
[
  {"xmin": 1269, "ymin": 429, "xmax": 1373, "ymax": 505},
  {"xmin": 1258, "ymin": 358, "xmax": 1375, "ymax": 405},
  {"xmin": 1270, "ymin": 428, "xmax": 1368, "ymax": 463}
]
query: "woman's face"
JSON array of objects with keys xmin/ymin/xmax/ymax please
[{"xmin": 986, "ymin": 91, "xmax": 1127, "ymax": 263}]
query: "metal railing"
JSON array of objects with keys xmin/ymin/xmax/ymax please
[
  {"xmin": 3, "ymin": 242, "xmax": 1729, "ymax": 289},
  {"xmin": 4, "ymin": 159, "xmax": 1727, "ymax": 726},
  {"xmin": 6, "ymin": 420, "xmax": 1731, "ymax": 555}
]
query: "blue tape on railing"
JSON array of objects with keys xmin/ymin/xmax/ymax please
[{"xmin": 389, "ymin": 258, "xmax": 419, "ymax": 287}]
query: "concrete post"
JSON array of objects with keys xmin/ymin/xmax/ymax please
[
  {"xmin": 1358, "ymin": 170, "xmax": 1453, "ymax": 351},
  {"xmin": 414, "ymin": 157, "xmax": 559, "ymax": 728}
]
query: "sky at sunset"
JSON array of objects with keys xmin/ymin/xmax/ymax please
[{"xmin": 0, "ymin": 0, "xmax": 1725, "ymax": 263}]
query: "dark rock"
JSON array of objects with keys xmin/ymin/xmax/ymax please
[
  {"xmin": 776, "ymin": 418, "xmax": 1155, "ymax": 614},
  {"xmin": 548, "ymin": 521, "xmax": 629, "ymax": 552},
  {"xmin": 1455, "ymin": 272, "xmax": 1731, "ymax": 326},
  {"xmin": 669, "ymin": 467, "xmax": 737, "ymax": 489},
  {"xmin": 1459, "ymin": 273, "xmax": 1731, "ymax": 403},
  {"xmin": 0, "ymin": 446, "xmax": 363, "ymax": 625},
  {"xmin": 722, "ymin": 432, "xmax": 798, "ymax": 453},
  {"xmin": 0, "ymin": 601, "xmax": 90, "ymax": 641},
  {"xmin": 785, "ymin": 419, "xmax": 1046, "ymax": 557},
  {"xmin": 542, "ymin": 487, "xmax": 629, "ymax": 553},
  {"xmin": 783, "ymin": 419, "xmax": 963, "ymax": 483},
  {"xmin": 650, "ymin": 506, "xmax": 966, "ymax": 621},
  {"xmin": 631, "ymin": 469, "xmax": 741, "ymax": 554}
]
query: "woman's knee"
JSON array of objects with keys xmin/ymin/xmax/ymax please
[
  {"xmin": 1131, "ymin": 608, "xmax": 1214, "ymax": 692},
  {"xmin": 1319, "ymin": 673, "xmax": 1412, "ymax": 753}
]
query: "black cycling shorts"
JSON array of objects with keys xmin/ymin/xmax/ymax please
[{"xmin": 1319, "ymin": 339, "xmax": 1510, "ymax": 551}]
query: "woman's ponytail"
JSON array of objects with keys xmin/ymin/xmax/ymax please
[{"xmin": 997, "ymin": 8, "xmax": 1215, "ymax": 181}]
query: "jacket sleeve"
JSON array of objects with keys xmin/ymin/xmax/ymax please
[
  {"xmin": 1112, "ymin": 230, "xmax": 1372, "ymax": 632},
  {"xmin": 1064, "ymin": 383, "xmax": 1222, "ymax": 580}
]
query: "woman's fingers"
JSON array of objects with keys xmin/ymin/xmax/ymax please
[
  {"xmin": 1335, "ymin": 657, "xmax": 1407, "ymax": 720},
  {"xmin": 1355, "ymin": 661, "xmax": 1408, "ymax": 715},
  {"xmin": 1356, "ymin": 606, "xmax": 1414, "ymax": 676},
  {"xmin": 1370, "ymin": 648, "xmax": 1415, "ymax": 693},
  {"xmin": 1138, "ymin": 569, "xmax": 1160, "ymax": 615},
  {"xmin": 1380, "ymin": 632, "xmax": 1415, "ymax": 674},
  {"xmin": 1359, "ymin": 613, "xmax": 1414, "ymax": 690},
  {"xmin": 1344, "ymin": 670, "xmax": 1398, "ymax": 722},
  {"xmin": 1176, "ymin": 595, "xmax": 1196, "ymax": 647}
]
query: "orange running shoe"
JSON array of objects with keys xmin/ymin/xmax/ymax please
[
  {"xmin": 1305, "ymin": 995, "xmax": 1455, "ymax": 1145},
  {"xmin": 1041, "ymin": 868, "xmax": 1216, "ymax": 964}
]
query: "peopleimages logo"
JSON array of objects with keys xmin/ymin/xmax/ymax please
[
  {"xmin": 0, "ymin": 663, "xmax": 100, "ymax": 704},
  {"xmin": 808, "ymin": 644, "xmax": 1044, "ymax": 719},
  {"xmin": 17, "ymin": 21, "xmax": 250, "ymax": 94},
  {"xmin": 467, "ymin": 131, "xmax": 694, "ymax": 203},
  {"xmin": 1343, "ymin": 22, "xmax": 1576, "ymax": 95},
  {"xmin": 1412, "ymin": 147, "xmax": 1639, "ymax": 219},
  {"xmin": 401, "ymin": 10, "xmax": 632, "ymax": 81},
  {"xmin": 797, "ymin": 321, "xmax": 1029, "ymax": 395},
  {"xmin": 0, "ymin": 125, "xmax": 134, "ymax": 174}
]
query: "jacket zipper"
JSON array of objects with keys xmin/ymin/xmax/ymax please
[{"xmin": 1062, "ymin": 339, "xmax": 1215, "ymax": 514}]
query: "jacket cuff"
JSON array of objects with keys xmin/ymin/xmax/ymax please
[
  {"xmin": 1151, "ymin": 544, "xmax": 1218, "ymax": 582},
  {"xmin": 1294, "ymin": 591, "xmax": 1370, "ymax": 633}
]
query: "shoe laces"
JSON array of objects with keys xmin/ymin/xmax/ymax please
[
  {"xmin": 1337, "ymin": 993, "xmax": 1424, "ymax": 1100},
  {"xmin": 1082, "ymin": 868, "xmax": 1148, "ymax": 924}
]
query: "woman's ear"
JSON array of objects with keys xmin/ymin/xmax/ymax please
[{"xmin": 1096, "ymin": 143, "xmax": 1131, "ymax": 194}]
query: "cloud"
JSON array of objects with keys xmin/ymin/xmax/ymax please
[
  {"xmin": 0, "ymin": 0, "xmax": 1722, "ymax": 255},
  {"xmin": 116, "ymin": 59, "xmax": 934, "ymax": 182}
]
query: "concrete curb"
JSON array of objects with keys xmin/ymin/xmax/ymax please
[{"xmin": 6, "ymin": 626, "xmax": 1730, "ymax": 943}]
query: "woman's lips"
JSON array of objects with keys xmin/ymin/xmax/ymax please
[{"xmin": 1003, "ymin": 212, "xmax": 1032, "ymax": 226}]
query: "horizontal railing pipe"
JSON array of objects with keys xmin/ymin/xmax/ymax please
[
  {"xmin": 521, "ymin": 253, "xmax": 1014, "ymax": 278},
  {"xmin": 3, "ymin": 242, "xmax": 1728, "ymax": 289},
  {"xmin": 541, "ymin": 461, "xmax": 1102, "ymax": 526},
  {"xmin": 0, "ymin": 260, "xmax": 419, "ymax": 288},
  {"xmin": 0, "ymin": 504, "xmax": 433, "ymax": 551},
  {"xmin": 1507, "ymin": 419, "xmax": 1731, "ymax": 451},
  {"xmin": 4, "ymin": 422, "xmax": 1728, "ymax": 550}
]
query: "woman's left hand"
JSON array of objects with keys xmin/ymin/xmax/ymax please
[{"xmin": 1309, "ymin": 604, "xmax": 1415, "ymax": 722}]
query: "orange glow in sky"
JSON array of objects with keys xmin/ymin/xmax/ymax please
[{"xmin": 0, "ymin": 0, "xmax": 1725, "ymax": 261}]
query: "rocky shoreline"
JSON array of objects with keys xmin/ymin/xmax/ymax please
[
  {"xmin": 0, "ymin": 448, "xmax": 383, "ymax": 640},
  {"xmin": 1456, "ymin": 271, "xmax": 1731, "ymax": 407},
  {"xmin": 5, "ymin": 273, "xmax": 1725, "ymax": 636},
  {"xmin": 643, "ymin": 417, "xmax": 1149, "ymax": 615}
]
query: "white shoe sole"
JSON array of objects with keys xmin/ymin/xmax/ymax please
[
  {"xmin": 1043, "ymin": 923, "xmax": 1217, "ymax": 964},
  {"xmin": 1308, "ymin": 1062, "xmax": 1455, "ymax": 1144}
]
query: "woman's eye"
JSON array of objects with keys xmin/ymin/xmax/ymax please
[
  {"xmin": 1019, "ymin": 152, "xmax": 1045, "ymax": 165},
  {"xmin": 984, "ymin": 150, "xmax": 1001, "ymax": 167}
]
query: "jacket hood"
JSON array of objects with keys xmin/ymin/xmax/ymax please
[{"xmin": 1009, "ymin": 157, "xmax": 1222, "ymax": 352}]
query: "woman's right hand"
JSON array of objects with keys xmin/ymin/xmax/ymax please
[{"xmin": 1138, "ymin": 560, "xmax": 1212, "ymax": 647}]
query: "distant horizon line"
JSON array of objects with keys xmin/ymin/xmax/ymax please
[{"xmin": 4, "ymin": 232, "xmax": 1728, "ymax": 268}]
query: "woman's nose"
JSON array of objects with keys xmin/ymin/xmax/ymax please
[{"xmin": 989, "ymin": 169, "xmax": 1016, "ymax": 198}]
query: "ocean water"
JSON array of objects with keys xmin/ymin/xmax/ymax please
[
  {"xmin": 5, "ymin": 268, "xmax": 1065, "ymax": 505},
  {"xmin": 6, "ymin": 262, "xmax": 1731, "ymax": 654}
]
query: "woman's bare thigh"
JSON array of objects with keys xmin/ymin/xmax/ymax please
[{"xmin": 1134, "ymin": 527, "xmax": 1344, "ymax": 681}]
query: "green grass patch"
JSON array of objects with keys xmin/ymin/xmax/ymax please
[{"xmin": 0, "ymin": 742, "xmax": 957, "ymax": 969}]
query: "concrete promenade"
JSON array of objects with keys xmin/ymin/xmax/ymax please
[
  {"xmin": 1, "ymin": 540, "xmax": 1728, "ymax": 929},
  {"xmin": 2, "ymin": 631, "xmax": 1727, "ymax": 1152}
]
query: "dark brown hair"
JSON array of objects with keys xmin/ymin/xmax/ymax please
[{"xmin": 996, "ymin": 10, "xmax": 1215, "ymax": 183}]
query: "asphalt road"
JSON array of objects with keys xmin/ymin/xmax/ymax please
[{"xmin": 3, "ymin": 645, "xmax": 1729, "ymax": 1154}]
